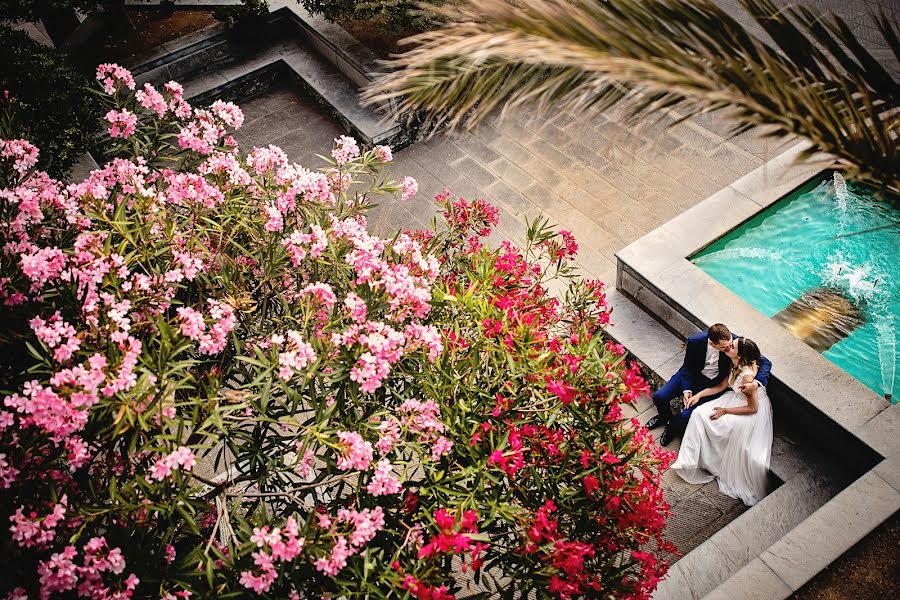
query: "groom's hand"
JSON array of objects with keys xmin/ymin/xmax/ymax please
[{"xmin": 683, "ymin": 390, "xmax": 695, "ymax": 407}]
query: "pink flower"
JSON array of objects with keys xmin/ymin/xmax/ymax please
[
  {"xmin": 295, "ymin": 446, "xmax": 314, "ymax": 478},
  {"xmin": 164, "ymin": 81, "xmax": 192, "ymax": 118},
  {"xmin": 176, "ymin": 299, "xmax": 235, "ymax": 355},
  {"xmin": 0, "ymin": 453, "xmax": 19, "ymax": 488},
  {"xmin": 64, "ymin": 437, "xmax": 91, "ymax": 470},
  {"xmin": 313, "ymin": 505, "xmax": 386, "ymax": 576},
  {"xmin": 0, "ymin": 139, "xmax": 39, "ymax": 175},
  {"xmin": 163, "ymin": 170, "xmax": 225, "ymax": 208},
  {"xmin": 272, "ymin": 330, "xmax": 317, "ymax": 381},
  {"xmin": 9, "ymin": 495, "xmax": 67, "ymax": 548},
  {"xmin": 30, "ymin": 312, "xmax": 80, "ymax": 362},
  {"xmin": 314, "ymin": 536, "xmax": 351, "ymax": 577},
  {"xmin": 177, "ymin": 110, "xmax": 225, "ymax": 155},
  {"xmin": 36, "ymin": 545, "xmax": 78, "ymax": 596},
  {"xmin": 210, "ymin": 100, "xmax": 245, "ymax": 129},
  {"xmin": 136, "ymin": 83, "xmax": 167, "ymax": 117},
  {"xmin": 336, "ymin": 431, "xmax": 373, "ymax": 471},
  {"xmin": 199, "ymin": 152, "xmax": 251, "ymax": 186},
  {"xmin": 239, "ymin": 551, "xmax": 277, "ymax": 593},
  {"xmin": 20, "ymin": 247, "xmax": 67, "ymax": 288},
  {"xmin": 339, "ymin": 506, "xmax": 384, "ymax": 548},
  {"xmin": 398, "ymin": 398, "xmax": 446, "ymax": 442},
  {"xmin": 331, "ymin": 135, "xmax": 360, "ymax": 165},
  {"xmin": 349, "ymin": 352, "xmax": 391, "ymax": 393},
  {"xmin": 546, "ymin": 378, "xmax": 577, "ymax": 405},
  {"xmin": 149, "ymin": 446, "xmax": 196, "ymax": 481},
  {"xmin": 172, "ymin": 250, "xmax": 205, "ymax": 281},
  {"xmin": 343, "ymin": 292, "xmax": 367, "ymax": 323},
  {"xmin": 299, "ymin": 282, "xmax": 337, "ymax": 323},
  {"xmin": 399, "ymin": 176, "xmax": 418, "ymax": 202},
  {"xmin": 375, "ymin": 419, "xmax": 399, "ymax": 455},
  {"xmin": 105, "ymin": 109, "xmax": 138, "ymax": 139},
  {"xmin": 373, "ymin": 145, "xmax": 393, "ymax": 162},
  {"xmin": 96, "ymin": 63, "xmax": 136, "ymax": 95},
  {"xmin": 430, "ymin": 436, "xmax": 453, "ymax": 461},
  {"xmin": 367, "ymin": 459, "xmax": 402, "ymax": 496},
  {"xmin": 281, "ymin": 224, "xmax": 328, "ymax": 267},
  {"xmin": 246, "ymin": 145, "xmax": 288, "ymax": 175},
  {"xmin": 263, "ymin": 203, "xmax": 283, "ymax": 232},
  {"xmin": 405, "ymin": 324, "xmax": 443, "ymax": 362}
]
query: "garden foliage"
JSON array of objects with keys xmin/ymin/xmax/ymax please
[
  {"xmin": 0, "ymin": 25, "xmax": 99, "ymax": 179},
  {"xmin": 300, "ymin": 0, "xmax": 448, "ymax": 33},
  {"xmin": 0, "ymin": 63, "xmax": 674, "ymax": 599}
]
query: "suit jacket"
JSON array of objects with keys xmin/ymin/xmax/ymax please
[{"xmin": 679, "ymin": 331, "xmax": 772, "ymax": 392}]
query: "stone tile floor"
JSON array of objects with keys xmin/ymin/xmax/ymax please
[
  {"xmin": 231, "ymin": 83, "xmax": 796, "ymax": 287},
  {"xmin": 231, "ymin": 83, "xmax": 794, "ymax": 566}
]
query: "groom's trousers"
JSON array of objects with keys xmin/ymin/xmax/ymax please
[{"xmin": 651, "ymin": 368, "xmax": 725, "ymax": 436}]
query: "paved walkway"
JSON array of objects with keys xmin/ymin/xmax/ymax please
[{"xmin": 231, "ymin": 84, "xmax": 796, "ymax": 287}]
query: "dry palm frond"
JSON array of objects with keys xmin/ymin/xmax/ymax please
[{"xmin": 364, "ymin": 0, "xmax": 900, "ymax": 193}]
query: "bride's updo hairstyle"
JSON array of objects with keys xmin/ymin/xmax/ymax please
[{"xmin": 731, "ymin": 337, "xmax": 761, "ymax": 383}]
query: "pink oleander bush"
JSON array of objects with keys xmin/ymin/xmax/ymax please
[{"xmin": 0, "ymin": 64, "xmax": 675, "ymax": 600}]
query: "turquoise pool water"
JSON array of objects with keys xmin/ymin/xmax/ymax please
[{"xmin": 693, "ymin": 173, "xmax": 898, "ymax": 401}]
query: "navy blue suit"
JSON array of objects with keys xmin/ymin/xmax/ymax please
[{"xmin": 652, "ymin": 332, "xmax": 772, "ymax": 436}]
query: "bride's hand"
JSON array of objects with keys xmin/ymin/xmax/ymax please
[
  {"xmin": 739, "ymin": 380, "xmax": 759, "ymax": 394},
  {"xmin": 683, "ymin": 390, "xmax": 695, "ymax": 407},
  {"xmin": 710, "ymin": 407, "xmax": 727, "ymax": 420}
]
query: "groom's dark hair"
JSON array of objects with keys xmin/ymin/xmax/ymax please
[{"xmin": 708, "ymin": 323, "xmax": 731, "ymax": 343}]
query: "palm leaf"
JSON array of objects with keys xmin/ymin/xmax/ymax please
[{"xmin": 364, "ymin": 0, "xmax": 900, "ymax": 193}]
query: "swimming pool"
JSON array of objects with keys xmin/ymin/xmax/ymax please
[{"xmin": 692, "ymin": 173, "xmax": 898, "ymax": 402}]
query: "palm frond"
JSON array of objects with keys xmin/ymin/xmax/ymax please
[{"xmin": 364, "ymin": 0, "xmax": 900, "ymax": 193}]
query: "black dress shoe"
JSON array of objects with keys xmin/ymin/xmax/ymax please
[
  {"xmin": 660, "ymin": 424, "xmax": 676, "ymax": 447},
  {"xmin": 645, "ymin": 415, "xmax": 667, "ymax": 430}
]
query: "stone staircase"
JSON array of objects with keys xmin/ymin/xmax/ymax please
[{"xmin": 126, "ymin": 7, "xmax": 406, "ymax": 148}]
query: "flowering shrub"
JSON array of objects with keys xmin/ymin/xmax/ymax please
[{"xmin": 0, "ymin": 64, "xmax": 674, "ymax": 600}]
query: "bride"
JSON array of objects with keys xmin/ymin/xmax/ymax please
[{"xmin": 670, "ymin": 337, "xmax": 773, "ymax": 506}]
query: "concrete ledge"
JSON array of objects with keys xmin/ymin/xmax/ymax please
[
  {"xmin": 605, "ymin": 289, "xmax": 684, "ymax": 375},
  {"xmin": 703, "ymin": 559, "xmax": 791, "ymax": 600},
  {"xmin": 652, "ymin": 441, "xmax": 848, "ymax": 600},
  {"xmin": 705, "ymin": 467, "xmax": 900, "ymax": 599},
  {"xmin": 760, "ymin": 470, "xmax": 900, "ymax": 591}
]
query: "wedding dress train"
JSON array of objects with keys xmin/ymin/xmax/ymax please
[{"xmin": 670, "ymin": 366, "xmax": 773, "ymax": 506}]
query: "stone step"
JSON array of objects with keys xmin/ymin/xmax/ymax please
[
  {"xmin": 130, "ymin": 14, "xmax": 404, "ymax": 149},
  {"xmin": 702, "ymin": 460, "xmax": 900, "ymax": 600}
]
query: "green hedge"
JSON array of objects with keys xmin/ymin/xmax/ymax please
[
  {"xmin": 300, "ymin": 0, "xmax": 448, "ymax": 33},
  {"xmin": 0, "ymin": 25, "xmax": 98, "ymax": 179}
]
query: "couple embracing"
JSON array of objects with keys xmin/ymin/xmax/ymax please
[{"xmin": 648, "ymin": 324, "xmax": 774, "ymax": 506}]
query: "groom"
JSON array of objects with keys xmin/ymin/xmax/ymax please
[{"xmin": 647, "ymin": 323, "xmax": 772, "ymax": 446}]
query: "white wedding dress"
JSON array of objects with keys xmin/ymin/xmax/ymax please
[{"xmin": 670, "ymin": 366, "xmax": 773, "ymax": 506}]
